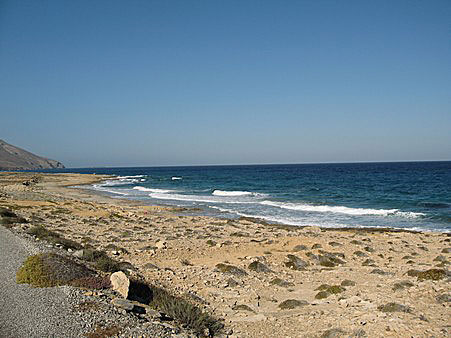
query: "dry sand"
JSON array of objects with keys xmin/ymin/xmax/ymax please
[{"xmin": 0, "ymin": 172, "xmax": 449, "ymax": 337}]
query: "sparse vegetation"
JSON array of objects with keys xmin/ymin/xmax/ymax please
[
  {"xmin": 278, "ymin": 299, "xmax": 308, "ymax": 309},
  {"xmin": 270, "ymin": 278, "xmax": 294, "ymax": 287},
  {"xmin": 377, "ymin": 302, "xmax": 411, "ymax": 313},
  {"xmin": 233, "ymin": 304, "xmax": 255, "ymax": 312},
  {"xmin": 407, "ymin": 268, "xmax": 447, "ymax": 281},
  {"xmin": 150, "ymin": 286, "xmax": 223, "ymax": 336},
  {"xmin": 248, "ymin": 261, "xmax": 272, "ymax": 273},
  {"xmin": 81, "ymin": 248, "xmax": 121, "ymax": 273},
  {"xmin": 16, "ymin": 253, "xmax": 96, "ymax": 287},
  {"xmin": 26, "ymin": 225, "xmax": 82, "ymax": 250},
  {"xmin": 284, "ymin": 254, "xmax": 308, "ymax": 270},
  {"xmin": 215, "ymin": 263, "xmax": 247, "ymax": 276},
  {"xmin": 0, "ymin": 207, "xmax": 27, "ymax": 227}
]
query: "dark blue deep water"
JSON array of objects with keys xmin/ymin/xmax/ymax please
[{"xmin": 39, "ymin": 162, "xmax": 451, "ymax": 232}]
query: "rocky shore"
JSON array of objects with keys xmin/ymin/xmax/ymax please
[{"xmin": 0, "ymin": 172, "xmax": 449, "ymax": 337}]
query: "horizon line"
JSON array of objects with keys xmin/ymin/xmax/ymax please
[{"xmin": 63, "ymin": 159, "xmax": 451, "ymax": 170}]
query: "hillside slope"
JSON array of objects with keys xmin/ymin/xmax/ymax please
[{"xmin": 0, "ymin": 139, "xmax": 64, "ymax": 170}]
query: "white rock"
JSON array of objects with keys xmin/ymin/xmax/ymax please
[
  {"xmin": 155, "ymin": 240, "xmax": 167, "ymax": 249},
  {"xmin": 110, "ymin": 271, "xmax": 130, "ymax": 299}
]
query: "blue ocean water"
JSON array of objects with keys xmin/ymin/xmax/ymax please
[{"xmin": 42, "ymin": 162, "xmax": 451, "ymax": 232}]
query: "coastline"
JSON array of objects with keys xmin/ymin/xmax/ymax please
[{"xmin": 1, "ymin": 172, "xmax": 450, "ymax": 337}]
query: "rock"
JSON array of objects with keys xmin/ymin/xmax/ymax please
[
  {"xmin": 248, "ymin": 261, "xmax": 272, "ymax": 273},
  {"xmin": 110, "ymin": 271, "xmax": 130, "ymax": 299},
  {"xmin": 73, "ymin": 249, "xmax": 84, "ymax": 258},
  {"xmin": 270, "ymin": 278, "xmax": 294, "ymax": 287},
  {"xmin": 232, "ymin": 304, "xmax": 255, "ymax": 312},
  {"xmin": 292, "ymin": 244, "xmax": 308, "ymax": 251},
  {"xmin": 145, "ymin": 308, "xmax": 162, "ymax": 318},
  {"xmin": 341, "ymin": 280, "xmax": 356, "ymax": 287},
  {"xmin": 392, "ymin": 280, "xmax": 414, "ymax": 291},
  {"xmin": 284, "ymin": 254, "xmax": 308, "ymax": 270},
  {"xmin": 111, "ymin": 298, "xmax": 134, "ymax": 311},
  {"xmin": 321, "ymin": 328, "xmax": 346, "ymax": 338},
  {"xmin": 143, "ymin": 262, "xmax": 159, "ymax": 270},
  {"xmin": 155, "ymin": 240, "xmax": 167, "ymax": 249},
  {"xmin": 226, "ymin": 278, "xmax": 239, "ymax": 287},
  {"xmin": 436, "ymin": 293, "xmax": 451, "ymax": 303}
]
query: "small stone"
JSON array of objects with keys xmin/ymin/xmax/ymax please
[
  {"xmin": 111, "ymin": 298, "xmax": 134, "ymax": 311},
  {"xmin": 155, "ymin": 240, "xmax": 167, "ymax": 249},
  {"xmin": 73, "ymin": 249, "xmax": 84, "ymax": 258}
]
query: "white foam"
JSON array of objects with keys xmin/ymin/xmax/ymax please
[
  {"xmin": 132, "ymin": 186, "xmax": 174, "ymax": 193},
  {"xmin": 260, "ymin": 201, "xmax": 425, "ymax": 218},
  {"xmin": 100, "ymin": 178, "xmax": 141, "ymax": 186},
  {"xmin": 172, "ymin": 177, "xmax": 182, "ymax": 180},
  {"xmin": 91, "ymin": 184, "xmax": 130, "ymax": 196},
  {"xmin": 147, "ymin": 192, "xmax": 254, "ymax": 204},
  {"xmin": 212, "ymin": 190, "xmax": 253, "ymax": 197},
  {"xmin": 117, "ymin": 175, "xmax": 146, "ymax": 179}
]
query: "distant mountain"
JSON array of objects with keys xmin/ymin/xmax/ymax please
[{"xmin": 0, "ymin": 139, "xmax": 64, "ymax": 170}]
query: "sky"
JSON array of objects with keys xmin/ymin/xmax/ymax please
[{"xmin": 0, "ymin": 0, "xmax": 450, "ymax": 168}]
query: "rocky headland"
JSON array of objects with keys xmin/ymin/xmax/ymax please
[{"xmin": 0, "ymin": 139, "xmax": 64, "ymax": 170}]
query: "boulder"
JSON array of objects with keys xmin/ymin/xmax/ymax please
[{"xmin": 110, "ymin": 271, "xmax": 130, "ymax": 299}]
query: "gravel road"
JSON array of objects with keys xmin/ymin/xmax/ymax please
[{"xmin": 0, "ymin": 226, "xmax": 86, "ymax": 338}]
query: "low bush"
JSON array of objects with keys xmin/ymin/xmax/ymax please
[
  {"xmin": 16, "ymin": 253, "xmax": 96, "ymax": 287},
  {"xmin": 81, "ymin": 248, "xmax": 121, "ymax": 273},
  {"xmin": 150, "ymin": 286, "xmax": 223, "ymax": 336}
]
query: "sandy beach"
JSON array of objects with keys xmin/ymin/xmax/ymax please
[{"xmin": 0, "ymin": 172, "xmax": 449, "ymax": 337}]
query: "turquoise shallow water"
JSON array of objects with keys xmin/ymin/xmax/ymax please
[{"xmin": 39, "ymin": 161, "xmax": 451, "ymax": 232}]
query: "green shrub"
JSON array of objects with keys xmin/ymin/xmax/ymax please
[
  {"xmin": 17, "ymin": 253, "xmax": 96, "ymax": 287},
  {"xmin": 81, "ymin": 248, "xmax": 120, "ymax": 273}
]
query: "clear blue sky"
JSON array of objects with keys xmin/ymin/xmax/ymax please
[{"xmin": 0, "ymin": 0, "xmax": 450, "ymax": 167}]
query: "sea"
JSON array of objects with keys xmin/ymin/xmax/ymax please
[{"xmin": 38, "ymin": 161, "xmax": 451, "ymax": 232}]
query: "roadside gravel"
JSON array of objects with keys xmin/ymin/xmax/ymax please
[{"xmin": 0, "ymin": 226, "xmax": 182, "ymax": 338}]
